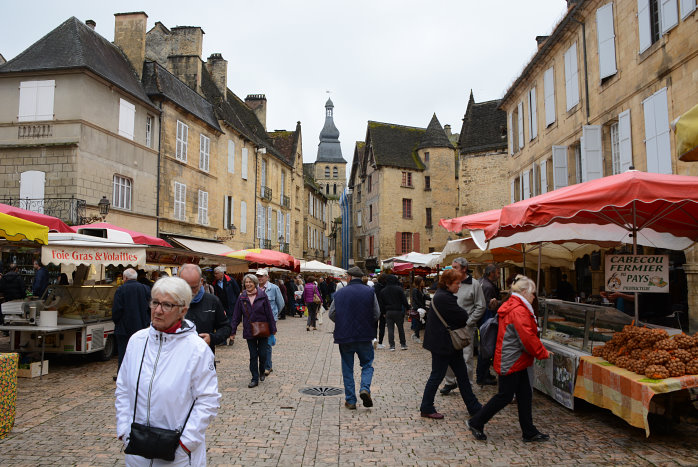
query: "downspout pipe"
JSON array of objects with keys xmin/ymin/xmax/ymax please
[
  {"xmin": 571, "ymin": 17, "xmax": 591, "ymax": 124},
  {"xmin": 156, "ymin": 101, "xmax": 163, "ymax": 237}
]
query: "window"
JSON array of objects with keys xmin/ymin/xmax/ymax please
[
  {"xmin": 280, "ymin": 170, "xmax": 285, "ymax": 197},
  {"xmin": 356, "ymin": 210, "xmax": 362, "ymax": 227},
  {"xmin": 367, "ymin": 174, "xmax": 372, "ymax": 192},
  {"xmin": 424, "ymin": 176, "xmax": 431, "ymax": 190},
  {"xmin": 268, "ymin": 206, "xmax": 272, "ymax": 240},
  {"xmin": 369, "ymin": 236, "xmax": 374, "ymax": 257},
  {"xmin": 19, "ymin": 171, "xmax": 45, "ymax": 213},
  {"xmin": 176, "ymin": 120, "xmax": 188, "ymax": 162},
  {"xmin": 325, "ymin": 166, "xmax": 330, "ymax": 178},
  {"xmin": 544, "ymin": 67, "xmax": 556, "ymax": 126},
  {"xmin": 610, "ymin": 122, "xmax": 621, "ymax": 175},
  {"xmin": 325, "ymin": 184, "xmax": 329, "ymax": 194},
  {"xmin": 228, "ymin": 140, "xmax": 235, "ymax": 174},
  {"xmin": 333, "ymin": 166, "xmax": 338, "ymax": 178},
  {"xmin": 18, "ymin": 80, "xmax": 55, "ymax": 122},
  {"xmin": 424, "ymin": 151, "xmax": 430, "ymax": 162},
  {"xmin": 308, "ymin": 192, "xmax": 313, "ymax": 215},
  {"xmin": 286, "ymin": 213, "xmax": 290, "ymax": 243},
  {"xmin": 174, "ymin": 182, "xmax": 186, "ymax": 220},
  {"xmin": 369, "ymin": 204, "xmax": 373, "ymax": 222},
  {"xmin": 145, "ymin": 116, "xmax": 153, "ymax": 148},
  {"xmin": 617, "ymin": 109, "xmax": 633, "ymax": 173},
  {"xmin": 638, "ymin": 0, "xmax": 661, "ymax": 53},
  {"xmin": 401, "ymin": 172, "xmax": 413, "ymax": 187},
  {"xmin": 528, "ymin": 87, "xmax": 537, "ymax": 140},
  {"xmin": 552, "ymin": 146, "xmax": 568, "ymax": 189},
  {"xmin": 425, "ymin": 207, "xmax": 432, "ymax": 228},
  {"xmin": 522, "ymin": 170, "xmax": 531, "ymax": 200},
  {"xmin": 278, "ymin": 210, "xmax": 284, "ymax": 241},
  {"xmin": 401, "ymin": 232, "xmax": 412, "ymax": 254},
  {"xmin": 199, "ymin": 134, "xmax": 210, "ymax": 172},
  {"xmin": 643, "ymin": 87, "xmax": 672, "ymax": 174},
  {"xmin": 510, "ymin": 106, "xmax": 521, "ymax": 153},
  {"xmin": 257, "ymin": 202, "xmax": 265, "ymax": 239},
  {"xmin": 517, "ymin": 101, "xmax": 524, "ymax": 149},
  {"xmin": 333, "ymin": 184, "xmax": 337, "ymax": 195},
  {"xmin": 564, "ymin": 42, "xmax": 579, "ymax": 111},
  {"xmin": 540, "ymin": 159, "xmax": 548, "ymax": 194},
  {"xmin": 508, "ymin": 111, "xmax": 514, "ymax": 155},
  {"xmin": 596, "ymin": 3, "xmax": 617, "ymax": 81},
  {"xmin": 402, "ymin": 198, "xmax": 412, "ymax": 219},
  {"xmin": 261, "ymin": 159, "xmax": 267, "ymax": 192},
  {"xmin": 118, "ymin": 99, "xmax": 135, "ymax": 140},
  {"xmin": 241, "ymin": 147, "xmax": 248, "ymax": 180},
  {"xmin": 197, "ymin": 190, "xmax": 209, "ymax": 225},
  {"xmin": 113, "ymin": 175, "xmax": 132, "ymax": 210},
  {"xmin": 224, "ymin": 196, "xmax": 234, "ymax": 229},
  {"xmin": 240, "ymin": 201, "xmax": 247, "ymax": 233}
]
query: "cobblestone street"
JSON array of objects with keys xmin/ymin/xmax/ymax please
[{"xmin": 1, "ymin": 317, "xmax": 698, "ymax": 466}]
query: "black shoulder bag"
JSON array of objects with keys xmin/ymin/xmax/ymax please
[{"xmin": 124, "ymin": 339, "xmax": 196, "ymax": 461}]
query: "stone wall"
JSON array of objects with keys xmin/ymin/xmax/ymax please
[{"xmin": 459, "ymin": 149, "xmax": 510, "ymax": 215}]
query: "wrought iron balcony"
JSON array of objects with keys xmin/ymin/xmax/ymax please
[
  {"xmin": 0, "ymin": 196, "xmax": 86, "ymax": 225},
  {"xmin": 261, "ymin": 239, "xmax": 272, "ymax": 249},
  {"xmin": 281, "ymin": 195, "xmax": 291, "ymax": 209},
  {"xmin": 279, "ymin": 242, "xmax": 289, "ymax": 253},
  {"xmin": 261, "ymin": 186, "xmax": 273, "ymax": 201}
]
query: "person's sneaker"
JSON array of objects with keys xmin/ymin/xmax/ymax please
[
  {"xmin": 344, "ymin": 401, "xmax": 357, "ymax": 410},
  {"xmin": 359, "ymin": 389, "xmax": 373, "ymax": 408},
  {"xmin": 411, "ymin": 334, "xmax": 420, "ymax": 342},
  {"xmin": 440, "ymin": 383, "xmax": 458, "ymax": 395},
  {"xmin": 389, "ymin": 347, "xmax": 396, "ymax": 351},
  {"xmin": 401, "ymin": 345, "xmax": 408, "ymax": 350},
  {"xmin": 466, "ymin": 420, "xmax": 487, "ymax": 440},
  {"xmin": 372, "ymin": 338, "xmax": 378, "ymax": 349},
  {"xmin": 522, "ymin": 432, "xmax": 550, "ymax": 442},
  {"xmin": 377, "ymin": 344, "xmax": 386, "ymax": 349}
]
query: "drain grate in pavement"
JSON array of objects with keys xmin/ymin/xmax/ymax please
[{"xmin": 299, "ymin": 386, "xmax": 343, "ymax": 397}]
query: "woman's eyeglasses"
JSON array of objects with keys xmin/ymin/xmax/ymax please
[{"xmin": 149, "ymin": 300, "xmax": 182, "ymax": 312}]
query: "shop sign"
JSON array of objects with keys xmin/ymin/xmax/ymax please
[
  {"xmin": 42, "ymin": 245, "xmax": 146, "ymax": 267},
  {"xmin": 604, "ymin": 255, "xmax": 669, "ymax": 293}
]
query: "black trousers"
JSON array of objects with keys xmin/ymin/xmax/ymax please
[
  {"xmin": 386, "ymin": 310, "xmax": 406, "ymax": 347},
  {"xmin": 468, "ymin": 368, "xmax": 539, "ymax": 438},
  {"xmin": 376, "ymin": 313, "xmax": 386, "ymax": 343}
]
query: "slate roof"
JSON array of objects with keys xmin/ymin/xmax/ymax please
[
  {"xmin": 348, "ymin": 141, "xmax": 365, "ymax": 188},
  {"xmin": 267, "ymin": 122, "xmax": 301, "ymax": 166},
  {"xmin": 458, "ymin": 92, "xmax": 507, "ymax": 154},
  {"xmin": 366, "ymin": 121, "xmax": 426, "ymax": 170},
  {"xmin": 0, "ymin": 17, "xmax": 153, "ymax": 107},
  {"xmin": 417, "ymin": 114, "xmax": 454, "ymax": 150},
  {"xmin": 142, "ymin": 61, "xmax": 221, "ymax": 132}
]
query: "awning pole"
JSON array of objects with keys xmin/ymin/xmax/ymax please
[
  {"xmin": 633, "ymin": 201, "xmax": 639, "ymax": 326},
  {"xmin": 536, "ymin": 242, "xmax": 542, "ymax": 295}
]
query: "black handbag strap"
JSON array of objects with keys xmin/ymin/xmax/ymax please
[{"xmin": 131, "ymin": 336, "xmax": 197, "ymax": 432}]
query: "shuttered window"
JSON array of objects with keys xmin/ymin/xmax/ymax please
[
  {"xmin": 174, "ymin": 182, "xmax": 186, "ymax": 220},
  {"xmin": 118, "ymin": 99, "xmax": 135, "ymax": 140},
  {"xmin": 241, "ymin": 147, "xmax": 248, "ymax": 180},
  {"xmin": 19, "ymin": 80, "xmax": 55, "ymax": 122},
  {"xmin": 176, "ymin": 121, "xmax": 188, "ymax": 162},
  {"xmin": 257, "ymin": 202, "xmax": 264, "ymax": 239},
  {"xmin": 508, "ymin": 112, "xmax": 514, "ymax": 155},
  {"xmin": 540, "ymin": 159, "xmax": 548, "ymax": 194},
  {"xmin": 197, "ymin": 190, "xmax": 209, "ymax": 225},
  {"xmin": 199, "ymin": 134, "xmax": 210, "ymax": 172},
  {"xmin": 581, "ymin": 125, "xmax": 603, "ymax": 182},
  {"xmin": 223, "ymin": 195, "xmax": 234, "ymax": 229},
  {"xmin": 510, "ymin": 179, "xmax": 515, "ymax": 203},
  {"xmin": 596, "ymin": 3, "xmax": 617, "ymax": 80},
  {"xmin": 267, "ymin": 206, "xmax": 273, "ymax": 240},
  {"xmin": 522, "ymin": 169, "xmax": 531, "ymax": 200},
  {"xmin": 228, "ymin": 140, "xmax": 235, "ymax": 173},
  {"xmin": 643, "ymin": 87, "xmax": 672, "ymax": 174},
  {"xmin": 517, "ymin": 101, "xmax": 524, "ymax": 149},
  {"xmin": 564, "ymin": 42, "xmax": 579, "ymax": 111},
  {"xmin": 528, "ymin": 87, "xmax": 537, "ymax": 140},
  {"xmin": 286, "ymin": 212, "xmax": 290, "ymax": 243},
  {"xmin": 240, "ymin": 201, "xmax": 247, "ymax": 233},
  {"xmin": 544, "ymin": 67, "xmax": 556, "ymax": 126},
  {"xmin": 680, "ymin": 0, "xmax": 696, "ymax": 19},
  {"xmin": 618, "ymin": 109, "xmax": 633, "ymax": 173},
  {"xmin": 552, "ymin": 146, "xmax": 568, "ymax": 190},
  {"xmin": 638, "ymin": 0, "xmax": 661, "ymax": 53},
  {"xmin": 661, "ymin": 0, "xmax": 679, "ymax": 34}
]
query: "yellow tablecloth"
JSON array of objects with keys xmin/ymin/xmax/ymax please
[
  {"xmin": 573, "ymin": 356, "xmax": 698, "ymax": 436},
  {"xmin": 0, "ymin": 353, "xmax": 19, "ymax": 439}
]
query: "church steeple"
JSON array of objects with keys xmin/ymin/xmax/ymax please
[{"xmin": 317, "ymin": 97, "xmax": 345, "ymax": 162}]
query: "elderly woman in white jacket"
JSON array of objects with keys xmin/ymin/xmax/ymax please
[{"xmin": 116, "ymin": 276, "xmax": 221, "ymax": 466}]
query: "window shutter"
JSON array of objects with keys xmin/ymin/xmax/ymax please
[
  {"xmin": 564, "ymin": 42, "xmax": 579, "ymax": 111},
  {"xmin": 34, "ymin": 80, "xmax": 55, "ymax": 121},
  {"xmin": 286, "ymin": 212, "xmax": 290, "ymax": 243},
  {"xmin": 544, "ymin": 67, "xmax": 556, "ymax": 126},
  {"xmin": 681, "ymin": 0, "xmax": 696, "ymax": 19},
  {"xmin": 661, "ymin": 0, "xmax": 679, "ymax": 34},
  {"xmin": 395, "ymin": 232, "xmax": 402, "ymax": 255},
  {"xmin": 644, "ymin": 88, "xmax": 672, "ymax": 174},
  {"xmin": 582, "ymin": 125, "xmax": 603, "ymax": 181},
  {"xmin": 261, "ymin": 160, "xmax": 267, "ymax": 195},
  {"xmin": 618, "ymin": 110, "xmax": 633, "ymax": 172},
  {"xmin": 552, "ymin": 146, "xmax": 568, "ymax": 189},
  {"xmin": 522, "ymin": 170, "xmax": 531, "ymax": 199},
  {"xmin": 278, "ymin": 210, "xmax": 283, "ymax": 241},
  {"xmin": 18, "ymin": 81, "xmax": 39, "ymax": 122},
  {"xmin": 596, "ymin": 3, "xmax": 617, "ymax": 80},
  {"xmin": 224, "ymin": 196, "xmax": 229, "ymax": 228},
  {"xmin": 267, "ymin": 206, "xmax": 272, "ymax": 240},
  {"xmin": 228, "ymin": 141, "xmax": 235, "ymax": 173},
  {"xmin": 510, "ymin": 179, "xmax": 515, "ymax": 203},
  {"xmin": 118, "ymin": 99, "xmax": 135, "ymax": 140},
  {"xmin": 540, "ymin": 159, "xmax": 548, "ymax": 194},
  {"xmin": 19, "ymin": 171, "xmax": 46, "ymax": 213},
  {"xmin": 508, "ymin": 112, "xmax": 513, "ymax": 155},
  {"xmin": 517, "ymin": 101, "xmax": 524, "ymax": 149},
  {"xmin": 532, "ymin": 164, "xmax": 539, "ymax": 196},
  {"xmin": 529, "ymin": 87, "xmax": 537, "ymax": 140},
  {"xmin": 638, "ymin": 0, "xmax": 652, "ymax": 53},
  {"xmin": 240, "ymin": 201, "xmax": 247, "ymax": 233},
  {"xmin": 241, "ymin": 148, "xmax": 248, "ymax": 180},
  {"xmin": 229, "ymin": 197, "xmax": 234, "ymax": 229},
  {"xmin": 413, "ymin": 233, "xmax": 420, "ymax": 253},
  {"xmin": 256, "ymin": 203, "xmax": 263, "ymax": 239}
]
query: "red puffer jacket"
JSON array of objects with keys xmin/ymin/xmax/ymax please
[{"xmin": 493, "ymin": 293, "xmax": 549, "ymax": 376}]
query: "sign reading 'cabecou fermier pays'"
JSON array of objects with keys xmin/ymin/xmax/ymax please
[{"xmin": 604, "ymin": 255, "xmax": 669, "ymax": 293}]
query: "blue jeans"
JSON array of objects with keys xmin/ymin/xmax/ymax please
[
  {"xmin": 265, "ymin": 340, "xmax": 273, "ymax": 371},
  {"xmin": 247, "ymin": 337, "xmax": 268, "ymax": 382},
  {"xmin": 339, "ymin": 342, "xmax": 375, "ymax": 404},
  {"xmin": 420, "ymin": 351, "xmax": 482, "ymax": 416}
]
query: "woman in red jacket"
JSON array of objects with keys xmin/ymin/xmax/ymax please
[{"xmin": 467, "ymin": 275, "xmax": 550, "ymax": 442}]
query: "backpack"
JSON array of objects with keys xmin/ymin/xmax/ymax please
[{"xmin": 479, "ymin": 314, "xmax": 499, "ymax": 360}]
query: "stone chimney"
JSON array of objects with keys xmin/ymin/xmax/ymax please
[
  {"xmin": 168, "ymin": 55, "xmax": 203, "ymax": 93},
  {"xmin": 444, "ymin": 124, "xmax": 452, "ymax": 138},
  {"xmin": 245, "ymin": 94, "xmax": 267, "ymax": 130},
  {"xmin": 205, "ymin": 53, "xmax": 228, "ymax": 95},
  {"xmin": 536, "ymin": 35, "xmax": 549, "ymax": 49},
  {"xmin": 170, "ymin": 26, "xmax": 204, "ymax": 57},
  {"xmin": 85, "ymin": 19, "xmax": 96, "ymax": 30},
  {"xmin": 114, "ymin": 12, "xmax": 148, "ymax": 79}
]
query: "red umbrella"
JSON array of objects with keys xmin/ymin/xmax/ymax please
[
  {"xmin": 0, "ymin": 203, "xmax": 73, "ymax": 233},
  {"xmin": 71, "ymin": 222, "xmax": 173, "ymax": 247},
  {"xmin": 223, "ymin": 249, "xmax": 299, "ymax": 272}
]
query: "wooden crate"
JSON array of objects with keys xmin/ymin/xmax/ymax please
[{"xmin": 17, "ymin": 360, "xmax": 48, "ymax": 378}]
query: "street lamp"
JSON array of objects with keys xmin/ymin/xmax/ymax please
[
  {"xmin": 98, "ymin": 196, "xmax": 110, "ymax": 217},
  {"xmin": 229, "ymin": 224, "xmax": 237, "ymax": 237}
]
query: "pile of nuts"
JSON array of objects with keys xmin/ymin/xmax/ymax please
[{"xmin": 592, "ymin": 326, "xmax": 698, "ymax": 380}]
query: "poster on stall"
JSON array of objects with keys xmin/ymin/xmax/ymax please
[
  {"xmin": 534, "ymin": 350, "xmax": 578, "ymax": 410},
  {"xmin": 605, "ymin": 255, "xmax": 669, "ymax": 293}
]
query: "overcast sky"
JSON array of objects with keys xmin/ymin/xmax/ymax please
[{"xmin": 2, "ymin": 1, "xmax": 568, "ymax": 173}]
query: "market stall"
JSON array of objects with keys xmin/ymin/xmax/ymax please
[
  {"xmin": 300, "ymin": 260, "xmax": 346, "ymax": 276},
  {"xmin": 222, "ymin": 248, "xmax": 299, "ymax": 272}
]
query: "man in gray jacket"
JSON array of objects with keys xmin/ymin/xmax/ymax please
[{"xmin": 440, "ymin": 257, "xmax": 489, "ymax": 395}]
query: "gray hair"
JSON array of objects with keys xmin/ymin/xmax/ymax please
[
  {"xmin": 510, "ymin": 275, "xmax": 536, "ymax": 296},
  {"xmin": 179, "ymin": 263, "xmax": 202, "ymax": 279},
  {"xmin": 123, "ymin": 268, "xmax": 138, "ymax": 281},
  {"xmin": 152, "ymin": 276, "xmax": 193, "ymax": 306},
  {"xmin": 452, "ymin": 257, "xmax": 468, "ymax": 269},
  {"xmin": 213, "ymin": 266, "xmax": 226, "ymax": 275},
  {"xmin": 484, "ymin": 264, "xmax": 498, "ymax": 278},
  {"xmin": 242, "ymin": 273, "xmax": 259, "ymax": 287}
]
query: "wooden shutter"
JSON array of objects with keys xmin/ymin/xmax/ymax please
[
  {"xmin": 544, "ymin": 67, "xmax": 556, "ymax": 126},
  {"xmin": 661, "ymin": 0, "xmax": 679, "ymax": 34},
  {"xmin": 508, "ymin": 112, "xmax": 513, "ymax": 155},
  {"xmin": 278, "ymin": 210, "xmax": 283, "ymax": 241},
  {"xmin": 395, "ymin": 232, "xmax": 402, "ymax": 255},
  {"xmin": 510, "ymin": 179, "xmax": 515, "ymax": 203},
  {"xmin": 18, "ymin": 81, "xmax": 39, "ymax": 122},
  {"xmin": 582, "ymin": 125, "xmax": 603, "ymax": 181},
  {"xmin": 618, "ymin": 110, "xmax": 633, "ymax": 172},
  {"xmin": 413, "ymin": 233, "xmax": 420, "ymax": 253},
  {"xmin": 522, "ymin": 170, "xmax": 531, "ymax": 199},
  {"xmin": 596, "ymin": 3, "xmax": 617, "ymax": 80},
  {"xmin": 529, "ymin": 87, "xmax": 537, "ymax": 140},
  {"xmin": 256, "ymin": 202, "xmax": 263, "ymax": 239},
  {"xmin": 540, "ymin": 159, "xmax": 548, "ymax": 194},
  {"xmin": 118, "ymin": 99, "xmax": 135, "ymax": 140},
  {"xmin": 34, "ymin": 80, "xmax": 55, "ymax": 121},
  {"xmin": 240, "ymin": 201, "xmax": 247, "ymax": 233},
  {"xmin": 241, "ymin": 148, "xmax": 248, "ymax": 179},
  {"xmin": 517, "ymin": 101, "xmax": 524, "ymax": 149},
  {"xmin": 228, "ymin": 140, "xmax": 235, "ymax": 173},
  {"xmin": 286, "ymin": 212, "xmax": 290, "ymax": 243},
  {"xmin": 267, "ymin": 206, "xmax": 272, "ymax": 240},
  {"xmin": 224, "ymin": 196, "xmax": 229, "ymax": 228},
  {"xmin": 564, "ymin": 42, "xmax": 579, "ymax": 110},
  {"xmin": 647, "ymin": 88, "xmax": 672, "ymax": 174},
  {"xmin": 638, "ymin": 0, "xmax": 652, "ymax": 53},
  {"xmin": 681, "ymin": 0, "xmax": 696, "ymax": 19},
  {"xmin": 552, "ymin": 146, "xmax": 568, "ymax": 189}
]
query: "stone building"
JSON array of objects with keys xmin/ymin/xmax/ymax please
[
  {"xmin": 349, "ymin": 115, "xmax": 458, "ymax": 270},
  {"xmin": 502, "ymin": 0, "xmax": 698, "ymax": 327},
  {"xmin": 0, "ymin": 17, "xmax": 159, "ymax": 232},
  {"xmin": 303, "ymin": 164, "xmax": 329, "ymax": 261}
]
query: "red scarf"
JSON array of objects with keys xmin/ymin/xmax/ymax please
[{"xmin": 161, "ymin": 319, "xmax": 182, "ymax": 334}]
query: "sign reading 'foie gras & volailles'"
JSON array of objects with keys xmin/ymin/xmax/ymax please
[
  {"xmin": 42, "ymin": 246, "xmax": 146, "ymax": 267},
  {"xmin": 604, "ymin": 254, "xmax": 669, "ymax": 293}
]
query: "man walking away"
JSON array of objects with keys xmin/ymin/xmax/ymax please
[
  {"xmin": 378, "ymin": 274, "xmax": 410, "ymax": 351},
  {"xmin": 180, "ymin": 264, "xmax": 231, "ymax": 356},
  {"xmin": 478, "ymin": 264, "xmax": 502, "ymax": 385},
  {"xmin": 329, "ymin": 266, "xmax": 380, "ymax": 410},
  {"xmin": 212, "ymin": 266, "xmax": 240, "ymax": 344},
  {"xmin": 111, "ymin": 268, "xmax": 151, "ymax": 371},
  {"xmin": 256, "ymin": 269, "xmax": 284, "ymax": 376}
]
